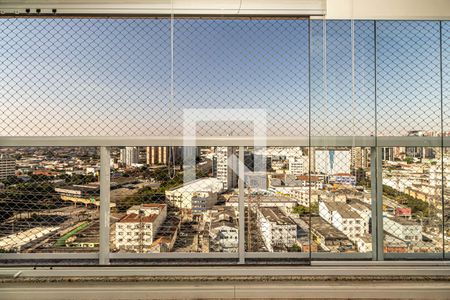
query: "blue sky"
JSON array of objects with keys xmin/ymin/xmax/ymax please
[{"xmin": 0, "ymin": 18, "xmax": 448, "ymax": 137}]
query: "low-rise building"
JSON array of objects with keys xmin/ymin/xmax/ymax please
[
  {"xmin": 306, "ymin": 216, "xmax": 354, "ymax": 252},
  {"xmin": 319, "ymin": 201, "xmax": 365, "ymax": 242},
  {"xmin": 226, "ymin": 195, "xmax": 297, "ymax": 213},
  {"xmin": 384, "ymin": 217, "xmax": 422, "ymax": 243},
  {"xmin": 208, "ymin": 207, "xmax": 239, "ymax": 253},
  {"xmin": 257, "ymin": 207, "xmax": 297, "ymax": 252},
  {"xmin": 347, "ymin": 199, "xmax": 372, "ymax": 233},
  {"xmin": 330, "ymin": 173, "xmax": 357, "ymax": 186},
  {"xmin": 115, "ymin": 204, "xmax": 167, "ymax": 252},
  {"xmin": 148, "ymin": 217, "xmax": 181, "ymax": 253},
  {"xmin": 268, "ymin": 184, "xmax": 318, "ymax": 207},
  {"xmin": 165, "ymin": 178, "xmax": 224, "ymax": 216},
  {"xmin": 55, "ymin": 184, "xmax": 100, "ymax": 206},
  {"xmin": 384, "ymin": 233, "xmax": 409, "ymax": 253},
  {"xmin": 356, "ymin": 233, "xmax": 372, "ymax": 253}
]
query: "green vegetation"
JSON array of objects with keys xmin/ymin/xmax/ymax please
[
  {"xmin": 116, "ymin": 167, "xmax": 208, "ymax": 212},
  {"xmin": 0, "ymin": 175, "xmax": 22, "ymax": 186},
  {"xmin": 0, "ymin": 180, "xmax": 59, "ymax": 222},
  {"xmin": 0, "ymin": 248, "xmax": 15, "ymax": 253},
  {"xmin": 116, "ymin": 187, "xmax": 166, "ymax": 212},
  {"xmin": 292, "ymin": 202, "xmax": 319, "ymax": 215},
  {"xmin": 54, "ymin": 222, "xmax": 89, "ymax": 247},
  {"xmin": 116, "ymin": 167, "xmax": 212, "ymax": 212},
  {"xmin": 58, "ymin": 173, "xmax": 97, "ymax": 184},
  {"xmin": 404, "ymin": 157, "xmax": 414, "ymax": 164},
  {"xmin": 382, "ymin": 185, "xmax": 429, "ymax": 217},
  {"xmin": 288, "ymin": 244, "xmax": 302, "ymax": 252}
]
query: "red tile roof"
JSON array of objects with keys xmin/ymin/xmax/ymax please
[{"xmin": 117, "ymin": 213, "xmax": 158, "ymax": 223}]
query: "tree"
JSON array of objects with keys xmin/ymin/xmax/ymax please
[
  {"xmin": 288, "ymin": 244, "xmax": 302, "ymax": 252},
  {"xmin": 292, "ymin": 205, "xmax": 308, "ymax": 215},
  {"xmin": 292, "ymin": 203, "xmax": 318, "ymax": 215},
  {"xmin": 116, "ymin": 187, "xmax": 165, "ymax": 212},
  {"xmin": 404, "ymin": 157, "xmax": 414, "ymax": 164},
  {"xmin": 310, "ymin": 202, "xmax": 319, "ymax": 214},
  {"xmin": 382, "ymin": 185, "xmax": 429, "ymax": 217}
]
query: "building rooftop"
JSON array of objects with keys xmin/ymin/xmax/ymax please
[
  {"xmin": 128, "ymin": 203, "xmax": 166, "ymax": 210},
  {"xmin": 228, "ymin": 195, "xmax": 297, "ymax": 204},
  {"xmin": 334, "ymin": 173, "xmax": 354, "ymax": 177},
  {"xmin": 258, "ymin": 207, "xmax": 296, "ymax": 226},
  {"xmin": 166, "ymin": 177, "xmax": 224, "ymax": 193},
  {"xmin": 322, "ymin": 201, "xmax": 363, "ymax": 219},
  {"xmin": 117, "ymin": 213, "xmax": 158, "ymax": 223},
  {"xmin": 55, "ymin": 184, "xmax": 99, "ymax": 193},
  {"xmin": 305, "ymin": 216, "xmax": 350, "ymax": 242},
  {"xmin": 347, "ymin": 199, "xmax": 371, "ymax": 211},
  {"xmin": 210, "ymin": 207, "xmax": 238, "ymax": 230},
  {"xmin": 387, "ymin": 216, "xmax": 420, "ymax": 226}
]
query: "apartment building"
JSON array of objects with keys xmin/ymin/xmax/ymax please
[
  {"xmin": 384, "ymin": 217, "xmax": 422, "ymax": 243},
  {"xmin": 226, "ymin": 195, "xmax": 297, "ymax": 212},
  {"xmin": 208, "ymin": 207, "xmax": 239, "ymax": 253},
  {"xmin": 288, "ymin": 156, "xmax": 308, "ymax": 176},
  {"xmin": 119, "ymin": 147, "xmax": 139, "ymax": 167},
  {"xmin": 269, "ymin": 182, "xmax": 318, "ymax": 207},
  {"xmin": 165, "ymin": 178, "xmax": 224, "ymax": 216},
  {"xmin": 306, "ymin": 216, "xmax": 354, "ymax": 252},
  {"xmin": 146, "ymin": 146, "xmax": 168, "ymax": 165},
  {"xmin": 257, "ymin": 207, "xmax": 297, "ymax": 252},
  {"xmin": 351, "ymin": 147, "xmax": 370, "ymax": 169},
  {"xmin": 115, "ymin": 204, "xmax": 167, "ymax": 252},
  {"xmin": 319, "ymin": 201, "xmax": 365, "ymax": 242},
  {"xmin": 330, "ymin": 173, "xmax": 357, "ymax": 186},
  {"xmin": 347, "ymin": 199, "xmax": 372, "ymax": 233},
  {"xmin": 145, "ymin": 146, "xmax": 183, "ymax": 166},
  {"xmin": 356, "ymin": 233, "xmax": 373, "ymax": 253},
  {"xmin": 213, "ymin": 146, "xmax": 238, "ymax": 190},
  {"xmin": 0, "ymin": 154, "xmax": 16, "ymax": 180}
]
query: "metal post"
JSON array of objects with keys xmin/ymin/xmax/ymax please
[
  {"xmin": 376, "ymin": 147, "xmax": 384, "ymax": 261},
  {"xmin": 99, "ymin": 146, "xmax": 111, "ymax": 265},
  {"xmin": 238, "ymin": 146, "xmax": 245, "ymax": 264},
  {"xmin": 370, "ymin": 147, "xmax": 378, "ymax": 261}
]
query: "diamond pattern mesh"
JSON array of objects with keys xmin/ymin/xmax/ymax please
[{"xmin": 0, "ymin": 18, "xmax": 448, "ymax": 260}]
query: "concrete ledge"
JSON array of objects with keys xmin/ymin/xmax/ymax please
[
  {"xmin": 1, "ymin": 264, "xmax": 450, "ymax": 279},
  {"xmin": 1, "ymin": 280, "xmax": 450, "ymax": 299}
]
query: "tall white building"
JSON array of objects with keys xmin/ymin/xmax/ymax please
[
  {"xmin": 315, "ymin": 149, "xmax": 351, "ymax": 175},
  {"xmin": 214, "ymin": 147, "xmax": 237, "ymax": 190},
  {"xmin": 145, "ymin": 146, "xmax": 182, "ymax": 165},
  {"xmin": 381, "ymin": 147, "xmax": 394, "ymax": 161},
  {"xmin": 351, "ymin": 147, "xmax": 369, "ymax": 169},
  {"xmin": 0, "ymin": 154, "xmax": 16, "ymax": 180},
  {"xmin": 120, "ymin": 147, "xmax": 139, "ymax": 167},
  {"xmin": 288, "ymin": 156, "xmax": 308, "ymax": 176}
]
